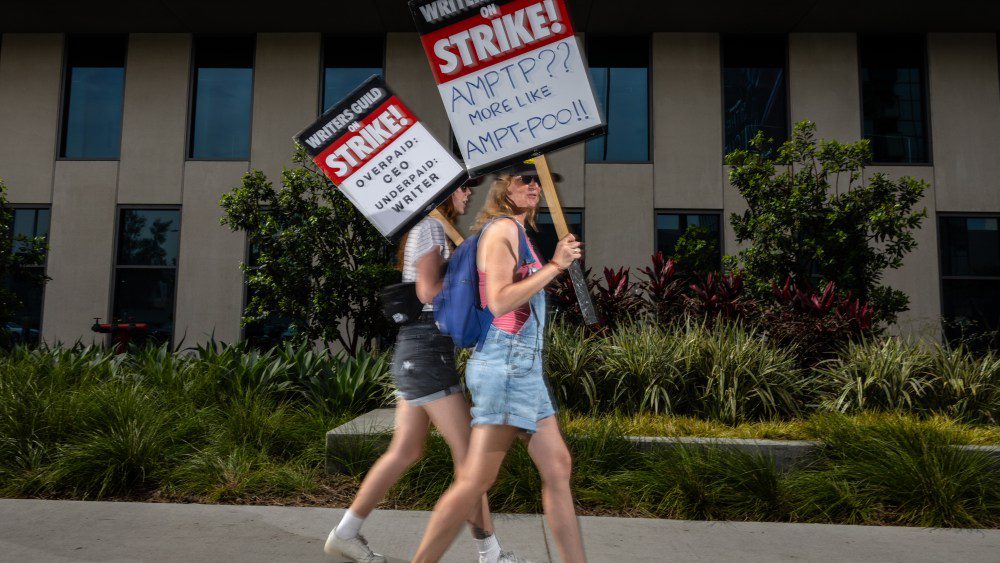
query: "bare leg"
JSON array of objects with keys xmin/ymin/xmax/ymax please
[
  {"xmin": 348, "ymin": 400, "xmax": 430, "ymax": 518},
  {"xmin": 413, "ymin": 425, "xmax": 519, "ymax": 563},
  {"xmin": 528, "ymin": 416, "xmax": 585, "ymax": 563},
  {"xmin": 423, "ymin": 393, "xmax": 494, "ymax": 537}
]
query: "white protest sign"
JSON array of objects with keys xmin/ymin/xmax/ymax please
[
  {"xmin": 409, "ymin": 0, "xmax": 606, "ymax": 176},
  {"xmin": 295, "ymin": 76, "xmax": 466, "ymax": 239}
]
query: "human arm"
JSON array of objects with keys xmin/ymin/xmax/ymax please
[{"xmin": 480, "ymin": 219, "xmax": 580, "ymax": 317}]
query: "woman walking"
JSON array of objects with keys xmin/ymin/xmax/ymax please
[
  {"xmin": 412, "ymin": 163, "xmax": 586, "ymax": 563},
  {"xmin": 325, "ymin": 181, "xmax": 519, "ymax": 563}
]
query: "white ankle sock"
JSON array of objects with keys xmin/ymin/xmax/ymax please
[
  {"xmin": 475, "ymin": 534, "xmax": 502, "ymax": 563},
  {"xmin": 335, "ymin": 509, "xmax": 365, "ymax": 540}
]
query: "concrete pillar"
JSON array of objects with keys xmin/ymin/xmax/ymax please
[
  {"xmin": 788, "ymin": 33, "xmax": 862, "ymax": 144},
  {"xmin": 173, "ymin": 162, "xmax": 249, "ymax": 345},
  {"xmin": 250, "ymin": 33, "xmax": 321, "ymax": 183},
  {"xmin": 874, "ymin": 166, "xmax": 940, "ymax": 339},
  {"xmin": 42, "ymin": 161, "xmax": 119, "ymax": 345},
  {"xmin": 118, "ymin": 33, "xmax": 191, "ymax": 205},
  {"xmin": 652, "ymin": 33, "xmax": 724, "ymax": 210},
  {"xmin": 0, "ymin": 34, "xmax": 63, "ymax": 203},
  {"xmin": 584, "ymin": 163, "xmax": 654, "ymax": 270},
  {"xmin": 927, "ymin": 33, "xmax": 1000, "ymax": 212}
]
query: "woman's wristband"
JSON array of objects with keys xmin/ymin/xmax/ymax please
[{"xmin": 549, "ymin": 261, "xmax": 569, "ymax": 273}]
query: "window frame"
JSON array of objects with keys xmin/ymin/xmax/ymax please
[
  {"xmin": 185, "ymin": 34, "xmax": 256, "ymax": 162},
  {"xmin": 856, "ymin": 33, "xmax": 934, "ymax": 167},
  {"xmin": 56, "ymin": 34, "xmax": 129, "ymax": 162},
  {"xmin": 109, "ymin": 205, "xmax": 183, "ymax": 347},
  {"xmin": 6, "ymin": 204, "xmax": 52, "ymax": 339},
  {"xmin": 936, "ymin": 212, "xmax": 1000, "ymax": 341},
  {"xmin": 719, "ymin": 33, "xmax": 791, "ymax": 162},
  {"xmin": 533, "ymin": 207, "xmax": 585, "ymax": 261},
  {"xmin": 318, "ymin": 34, "xmax": 386, "ymax": 116},
  {"xmin": 584, "ymin": 34, "xmax": 653, "ymax": 164},
  {"xmin": 653, "ymin": 208, "xmax": 726, "ymax": 268}
]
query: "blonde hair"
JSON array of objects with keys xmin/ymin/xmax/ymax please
[{"xmin": 470, "ymin": 174, "xmax": 538, "ymax": 233}]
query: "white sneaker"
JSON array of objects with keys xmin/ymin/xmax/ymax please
[
  {"xmin": 324, "ymin": 530, "xmax": 387, "ymax": 563},
  {"xmin": 481, "ymin": 551, "xmax": 536, "ymax": 563}
]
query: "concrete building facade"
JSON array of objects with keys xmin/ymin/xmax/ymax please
[{"xmin": 2, "ymin": 1, "xmax": 999, "ymax": 347}]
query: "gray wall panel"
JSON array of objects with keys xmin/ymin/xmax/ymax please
[
  {"xmin": 928, "ymin": 33, "xmax": 1000, "ymax": 212},
  {"xmin": 0, "ymin": 34, "xmax": 63, "ymax": 202},
  {"xmin": 117, "ymin": 33, "xmax": 191, "ymax": 204},
  {"xmin": 653, "ymin": 33, "xmax": 724, "ymax": 210},
  {"xmin": 789, "ymin": 33, "xmax": 861, "ymax": 144},
  {"xmin": 41, "ymin": 161, "xmax": 119, "ymax": 345},
  {"xmin": 173, "ymin": 162, "xmax": 249, "ymax": 345},
  {"xmin": 585, "ymin": 163, "xmax": 654, "ymax": 270},
  {"xmin": 250, "ymin": 32, "xmax": 321, "ymax": 183}
]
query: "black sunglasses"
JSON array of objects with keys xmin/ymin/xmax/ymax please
[{"xmin": 514, "ymin": 174, "xmax": 541, "ymax": 186}]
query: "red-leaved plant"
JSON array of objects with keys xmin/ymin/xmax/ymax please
[
  {"xmin": 593, "ymin": 267, "xmax": 645, "ymax": 328},
  {"xmin": 685, "ymin": 272, "xmax": 755, "ymax": 325},
  {"xmin": 765, "ymin": 277, "xmax": 875, "ymax": 365},
  {"xmin": 638, "ymin": 252, "xmax": 688, "ymax": 322}
]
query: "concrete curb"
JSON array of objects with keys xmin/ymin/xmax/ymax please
[{"xmin": 325, "ymin": 409, "xmax": 1000, "ymax": 474}]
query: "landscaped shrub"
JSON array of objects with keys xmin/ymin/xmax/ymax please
[
  {"xmin": 683, "ymin": 322, "xmax": 805, "ymax": 424},
  {"xmin": 544, "ymin": 321, "xmax": 600, "ymax": 412},
  {"xmin": 791, "ymin": 413, "xmax": 1000, "ymax": 527},
  {"xmin": 816, "ymin": 339, "xmax": 936, "ymax": 416},
  {"xmin": 598, "ymin": 323, "xmax": 686, "ymax": 415}
]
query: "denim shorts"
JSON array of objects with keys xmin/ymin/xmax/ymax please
[
  {"xmin": 464, "ymin": 290, "xmax": 556, "ymax": 433},
  {"xmin": 391, "ymin": 313, "xmax": 463, "ymax": 406}
]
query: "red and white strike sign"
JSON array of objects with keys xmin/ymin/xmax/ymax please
[
  {"xmin": 295, "ymin": 76, "xmax": 467, "ymax": 239},
  {"xmin": 409, "ymin": 0, "xmax": 606, "ymax": 176}
]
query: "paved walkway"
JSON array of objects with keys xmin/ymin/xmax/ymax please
[{"xmin": 0, "ymin": 499, "xmax": 998, "ymax": 562}]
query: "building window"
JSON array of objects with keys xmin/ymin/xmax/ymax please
[
  {"xmin": 112, "ymin": 208, "xmax": 181, "ymax": 346},
  {"xmin": 723, "ymin": 35, "xmax": 788, "ymax": 156},
  {"xmin": 655, "ymin": 212, "xmax": 722, "ymax": 271},
  {"xmin": 939, "ymin": 216, "xmax": 1000, "ymax": 348},
  {"xmin": 860, "ymin": 35, "xmax": 930, "ymax": 164},
  {"xmin": 586, "ymin": 36, "xmax": 650, "ymax": 162},
  {"xmin": 189, "ymin": 36, "xmax": 254, "ymax": 159},
  {"xmin": 323, "ymin": 36, "xmax": 384, "ymax": 112},
  {"xmin": 60, "ymin": 36, "xmax": 127, "ymax": 159},
  {"xmin": 532, "ymin": 210, "xmax": 583, "ymax": 265},
  {"xmin": 4, "ymin": 208, "xmax": 50, "ymax": 345},
  {"xmin": 243, "ymin": 239, "xmax": 297, "ymax": 350}
]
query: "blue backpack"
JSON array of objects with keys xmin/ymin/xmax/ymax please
[{"xmin": 434, "ymin": 217, "xmax": 534, "ymax": 348}]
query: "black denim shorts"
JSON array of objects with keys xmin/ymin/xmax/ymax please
[{"xmin": 391, "ymin": 313, "xmax": 463, "ymax": 405}]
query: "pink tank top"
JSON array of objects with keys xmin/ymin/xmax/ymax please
[{"xmin": 478, "ymin": 233, "xmax": 543, "ymax": 334}]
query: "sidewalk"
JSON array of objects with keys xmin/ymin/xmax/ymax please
[{"xmin": 0, "ymin": 499, "xmax": 997, "ymax": 562}]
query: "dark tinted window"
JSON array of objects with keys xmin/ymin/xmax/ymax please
[
  {"xmin": 860, "ymin": 35, "xmax": 930, "ymax": 164},
  {"xmin": 586, "ymin": 36, "xmax": 649, "ymax": 162},
  {"xmin": 323, "ymin": 36, "xmax": 384, "ymax": 112},
  {"xmin": 60, "ymin": 36, "xmax": 127, "ymax": 159},
  {"xmin": 4, "ymin": 208, "xmax": 50, "ymax": 345},
  {"xmin": 116, "ymin": 209, "xmax": 181, "ymax": 266},
  {"xmin": 723, "ymin": 35, "xmax": 788, "ymax": 156},
  {"xmin": 532, "ymin": 210, "xmax": 583, "ymax": 264},
  {"xmin": 113, "ymin": 209, "xmax": 181, "ymax": 345},
  {"xmin": 189, "ymin": 36, "xmax": 254, "ymax": 159},
  {"xmin": 656, "ymin": 212, "xmax": 722, "ymax": 271},
  {"xmin": 939, "ymin": 216, "xmax": 1000, "ymax": 348}
]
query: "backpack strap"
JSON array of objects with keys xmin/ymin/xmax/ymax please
[{"xmin": 482, "ymin": 216, "xmax": 534, "ymax": 270}]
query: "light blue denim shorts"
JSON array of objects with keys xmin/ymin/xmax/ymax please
[{"xmin": 464, "ymin": 322, "xmax": 556, "ymax": 434}]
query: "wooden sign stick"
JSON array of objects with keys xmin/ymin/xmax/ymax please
[
  {"xmin": 429, "ymin": 208, "xmax": 465, "ymax": 245},
  {"xmin": 534, "ymin": 155, "xmax": 599, "ymax": 325}
]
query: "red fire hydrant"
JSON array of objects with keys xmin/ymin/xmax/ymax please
[{"xmin": 91, "ymin": 317, "xmax": 149, "ymax": 354}]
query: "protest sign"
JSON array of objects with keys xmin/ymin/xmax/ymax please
[
  {"xmin": 295, "ymin": 75, "xmax": 466, "ymax": 240},
  {"xmin": 409, "ymin": 0, "xmax": 606, "ymax": 176}
]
